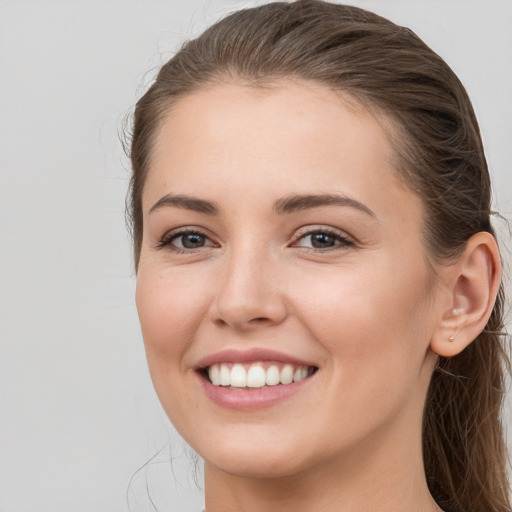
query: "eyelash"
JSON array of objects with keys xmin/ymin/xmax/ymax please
[
  {"xmin": 156, "ymin": 227, "xmax": 355, "ymax": 253},
  {"xmin": 291, "ymin": 228, "xmax": 355, "ymax": 252},
  {"xmin": 156, "ymin": 228, "xmax": 217, "ymax": 254}
]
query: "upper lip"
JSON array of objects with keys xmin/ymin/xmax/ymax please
[{"xmin": 194, "ymin": 348, "xmax": 317, "ymax": 370}]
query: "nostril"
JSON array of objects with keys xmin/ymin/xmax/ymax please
[
  {"xmin": 248, "ymin": 317, "xmax": 275, "ymax": 326},
  {"xmin": 210, "ymin": 293, "xmax": 288, "ymax": 330},
  {"xmin": 213, "ymin": 316, "xmax": 274, "ymax": 331}
]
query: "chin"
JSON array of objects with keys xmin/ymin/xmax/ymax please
[
  {"xmin": 205, "ymin": 449, "xmax": 311, "ymax": 480},
  {"xmin": 194, "ymin": 426, "xmax": 317, "ymax": 479}
]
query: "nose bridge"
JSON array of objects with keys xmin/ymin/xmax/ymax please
[{"xmin": 211, "ymin": 240, "xmax": 286, "ymax": 330}]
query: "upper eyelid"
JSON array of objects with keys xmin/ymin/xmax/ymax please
[
  {"xmin": 292, "ymin": 225, "xmax": 353, "ymax": 240},
  {"xmin": 156, "ymin": 227, "xmax": 217, "ymax": 250},
  {"xmin": 161, "ymin": 226, "xmax": 213, "ymax": 240},
  {"xmin": 290, "ymin": 227, "xmax": 357, "ymax": 252}
]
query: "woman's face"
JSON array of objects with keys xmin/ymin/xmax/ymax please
[{"xmin": 136, "ymin": 80, "xmax": 443, "ymax": 478}]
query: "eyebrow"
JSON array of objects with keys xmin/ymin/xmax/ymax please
[
  {"xmin": 149, "ymin": 194, "xmax": 220, "ymax": 215},
  {"xmin": 149, "ymin": 192, "xmax": 375, "ymax": 218},
  {"xmin": 273, "ymin": 194, "xmax": 375, "ymax": 217}
]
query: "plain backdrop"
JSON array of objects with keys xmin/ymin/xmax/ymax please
[{"xmin": 0, "ymin": 1, "xmax": 511, "ymax": 511}]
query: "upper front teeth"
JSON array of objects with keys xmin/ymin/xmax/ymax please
[{"xmin": 208, "ymin": 362, "xmax": 310, "ymax": 388}]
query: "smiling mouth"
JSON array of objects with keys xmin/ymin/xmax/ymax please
[{"xmin": 202, "ymin": 362, "xmax": 318, "ymax": 389}]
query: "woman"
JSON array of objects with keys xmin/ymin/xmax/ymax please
[{"xmin": 127, "ymin": 1, "xmax": 510, "ymax": 511}]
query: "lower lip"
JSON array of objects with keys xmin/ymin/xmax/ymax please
[{"xmin": 198, "ymin": 373, "xmax": 314, "ymax": 411}]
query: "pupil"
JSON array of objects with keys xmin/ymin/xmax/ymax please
[
  {"xmin": 182, "ymin": 233, "xmax": 205, "ymax": 248},
  {"xmin": 311, "ymin": 233, "xmax": 335, "ymax": 248}
]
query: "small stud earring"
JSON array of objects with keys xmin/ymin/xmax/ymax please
[{"xmin": 449, "ymin": 336, "xmax": 455, "ymax": 342}]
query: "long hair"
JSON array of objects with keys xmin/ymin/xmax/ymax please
[{"xmin": 127, "ymin": 2, "xmax": 511, "ymax": 510}]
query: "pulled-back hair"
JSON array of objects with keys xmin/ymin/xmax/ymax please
[{"xmin": 128, "ymin": 2, "xmax": 511, "ymax": 510}]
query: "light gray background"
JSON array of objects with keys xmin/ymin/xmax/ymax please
[{"xmin": 1, "ymin": 1, "xmax": 511, "ymax": 511}]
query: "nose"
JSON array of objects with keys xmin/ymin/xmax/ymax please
[{"xmin": 209, "ymin": 247, "xmax": 288, "ymax": 332}]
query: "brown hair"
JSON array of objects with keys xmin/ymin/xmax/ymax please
[{"xmin": 127, "ymin": 1, "xmax": 511, "ymax": 510}]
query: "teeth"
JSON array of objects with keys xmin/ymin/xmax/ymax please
[
  {"xmin": 207, "ymin": 362, "xmax": 313, "ymax": 389},
  {"xmin": 209, "ymin": 364, "xmax": 220, "ymax": 386},
  {"xmin": 280, "ymin": 364, "xmax": 294, "ymax": 385},
  {"xmin": 231, "ymin": 364, "xmax": 247, "ymax": 387},
  {"xmin": 247, "ymin": 365, "xmax": 266, "ymax": 388},
  {"xmin": 266, "ymin": 365, "xmax": 280, "ymax": 386},
  {"xmin": 220, "ymin": 364, "xmax": 230, "ymax": 386},
  {"xmin": 296, "ymin": 367, "xmax": 308, "ymax": 381}
]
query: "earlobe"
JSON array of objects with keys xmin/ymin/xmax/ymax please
[{"xmin": 430, "ymin": 232, "xmax": 501, "ymax": 358}]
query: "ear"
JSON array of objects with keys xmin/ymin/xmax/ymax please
[{"xmin": 430, "ymin": 232, "xmax": 501, "ymax": 358}]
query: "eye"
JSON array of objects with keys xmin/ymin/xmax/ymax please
[
  {"xmin": 157, "ymin": 229, "xmax": 216, "ymax": 252},
  {"xmin": 292, "ymin": 229, "xmax": 354, "ymax": 250}
]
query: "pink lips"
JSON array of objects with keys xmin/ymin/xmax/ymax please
[
  {"xmin": 195, "ymin": 348, "xmax": 317, "ymax": 411},
  {"xmin": 195, "ymin": 348, "xmax": 315, "ymax": 369}
]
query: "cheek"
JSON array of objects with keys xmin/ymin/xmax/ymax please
[
  {"xmin": 135, "ymin": 265, "xmax": 211, "ymax": 371},
  {"xmin": 292, "ymin": 266, "xmax": 434, "ymax": 436},
  {"xmin": 135, "ymin": 265, "xmax": 215, "ymax": 428},
  {"xmin": 290, "ymin": 259, "xmax": 433, "ymax": 380}
]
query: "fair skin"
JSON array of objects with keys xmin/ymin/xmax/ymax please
[{"xmin": 136, "ymin": 80, "xmax": 500, "ymax": 512}]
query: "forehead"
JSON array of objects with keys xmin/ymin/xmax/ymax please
[{"xmin": 145, "ymin": 79, "xmax": 415, "ymax": 218}]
